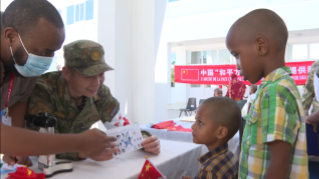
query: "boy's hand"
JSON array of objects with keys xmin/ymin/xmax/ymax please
[
  {"xmin": 182, "ymin": 176, "xmax": 193, "ymax": 179},
  {"xmin": 306, "ymin": 120, "xmax": 318, "ymax": 132},
  {"xmin": 2, "ymin": 154, "xmax": 32, "ymax": 166},
  {"xmin": 77, "ymin": 129, "xmax": 117, "ymax": 158},
  {"xmin": 142, "ymin": 136, "xmax": 161, "ymax": 154}
]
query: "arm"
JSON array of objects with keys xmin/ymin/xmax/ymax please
[
  {"xmin": 4, "ymin": 101, "xmax": 31, "ymax": 165},
  {"xmin": 306, "ymin": 110, "xmax": 319, "ymax": 132},
  {"xmin": 247, "ymin": 103, "xmax": 251, "ymax": 115},
  {"xmin": 308, "ymin": 110, "xmax": 319, "ymax": 123},
  {"xmin": 265, "ymin": 141, "xmax": 291, "ymax": 179},
  {"xmin": 0, "ymin": 122, "xmax": 111, "ymax": 157},
  {"xmin": 9, "ymin": 101, "xmax": 28, "ymax": 128},
  {"xmin": 302, "ymin": 62, "xmax": 318, "ymax": 115}
]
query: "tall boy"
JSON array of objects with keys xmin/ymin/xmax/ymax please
[
  {"xmin": 226, "ymin": 9, "xmax": 308, "ymax": 178},
  {"xmin": 183, "ymin": 97, "xmax": 241, "ymax": 179}
]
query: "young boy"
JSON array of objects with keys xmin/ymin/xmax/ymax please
[
  {"xmin": 226, "ymin": 9, "xmax": 308, "ymax": 178},
  {"xmin": 214, "ymin": 87, "xmax": 223, "ymax": 97},
  {"xmin": 247, "ymin": 84, "xmax": 257, "ymax": 114},
  {"xmin": 183, "ymin": 97, "xmax": 241, "ymax": 179}
]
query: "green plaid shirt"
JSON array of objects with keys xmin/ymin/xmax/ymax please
[{"xmin": 239, "ymin": 67, "xmax": 308, "ymax": 179}]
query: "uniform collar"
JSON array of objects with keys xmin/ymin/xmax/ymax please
[
  {"xmin": 262, "ymin": 66, "xmax": 292, "ymax": 83},
  {"xmin": 198, "ymin": 143, "xmax": 229, "ymax": 164}
]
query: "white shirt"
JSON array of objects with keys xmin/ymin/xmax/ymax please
[{"xmin": 248, "ymin": 93, "xmax": 256, "ymax": 104}]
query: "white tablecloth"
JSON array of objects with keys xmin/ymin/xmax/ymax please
[
  {"xmin": 1, "ymin": 140, "xmax": 202, "ymax": 179},
  {"xmin": 140, "ymin": 117, "xmax": 241, "ymax": 158}
]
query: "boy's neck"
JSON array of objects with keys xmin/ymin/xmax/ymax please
[
  {"xmin": 262, "ymin": 57, "xmax": 286, "ymax": 78},
  {"xmin": 206, "ymin": 140, "xmax": 227, "ymax": 152}
]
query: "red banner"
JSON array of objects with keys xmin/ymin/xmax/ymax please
[{"xmin": 175, "ymin": 61, "xmax": 315, "ymax": 85}]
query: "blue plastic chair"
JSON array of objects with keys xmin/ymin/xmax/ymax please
[{"xmin": 306, "ymin": 123, "xmax": 319, "ymax": 156}]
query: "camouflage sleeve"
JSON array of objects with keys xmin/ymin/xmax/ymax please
[
  {"xmin": 28, "ymin": 81, "xmax": 84, "ymax": 161},
  {"xmin": 27, "ymin": 83, "xmax": 53, "ymax": 131},
  {"xmin": 302, "ymin": 61, "xmax": 319, "ymax": 115},
  {"xmin": 99, "ymin": 86, "xmax": 120, "ymax": 123}
]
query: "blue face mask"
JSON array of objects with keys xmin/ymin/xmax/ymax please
[{"xmin": 10, "ymin": 34, "xmax": 53, "ymax": 77}]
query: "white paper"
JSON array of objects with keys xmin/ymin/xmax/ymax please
[
  {"xmin": 1, "ymin": 115, "xmax": 11, "ymax": 126},
  {"xmin": 106, "ymin": 124, "xmax": 143, "ymax": 156},
  {"xmin": 315, "ymin": 69, "xmax": 319, "ymax": 101}
]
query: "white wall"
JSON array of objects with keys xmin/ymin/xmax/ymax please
[
  {"xmin": 95, "ymin": 0, "xmax": 168, "ymax": 124},
  {"xmin": 172, "ymin": 48, "xmax": 187, "ymax": 106},
  {"xmin": 167, "ymin": 0, "xmax": 319, "ymax": 42}
]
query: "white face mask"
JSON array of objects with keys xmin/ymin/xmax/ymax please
[
  {"xmin": 314, "ymin": 69, "xmax": 319, "ymax": 101},
  {"xmin": 10, "ymin": 34, "xmax": 53, "ymax": 77}
]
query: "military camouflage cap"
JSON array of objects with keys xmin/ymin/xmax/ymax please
[{"xmin": 63, "ymin": 40, "xmax": 114, "ymax": 76}]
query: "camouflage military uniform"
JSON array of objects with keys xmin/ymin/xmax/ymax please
[
  {"xmin": 27, "ymin": 40, "xmax": 119, "ymax": 160},
  {"xmin": 302, "ymin": 60, "xmax": 319, "ymax": 115}
]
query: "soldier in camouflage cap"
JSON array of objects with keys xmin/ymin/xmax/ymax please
[
  {"xmin": 26, "ymin": 40, "xmax": 161, "ymax": 162},
  {"xmin": 63, "ymin": 40, "xmax": 114, "ymax": 77}
]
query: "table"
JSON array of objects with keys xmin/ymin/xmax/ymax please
[
  {"xmin": 1, "ymin": 140, "xmax": 202, "ymax": 179},
  {"xmin": 140, "ymin": 117, "xmax": 241, "ymax": 158}
]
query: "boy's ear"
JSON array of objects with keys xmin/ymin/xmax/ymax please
[
  {"xmin": 216, "ymin": 126, "xmax": 228, "ymax": 139},
  {"xmin": 255, "ymin": 36, "xmax": 268, "ymax": 56}
]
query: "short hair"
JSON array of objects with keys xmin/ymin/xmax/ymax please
[
  {"xmin": 202, "ymin": 97, "xmax": 241, "ymax": 140},
  {"xmin": 250, "ymin": 84, "xmax": 258, "ymax": 93},
  {"xmin": 2, "ymin": 0, "xmax": 64, "ymax": 35},
  {"xmin": 228, "ymin": 9, "xmax": 288, "ymax": 51},
  {"xmin": 214, "ymin": 88, "xmax": 222, "ymax": 93}
]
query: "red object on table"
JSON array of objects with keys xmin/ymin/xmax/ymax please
[
  {"xmin": 151, "ymin": 120, "xmax": 192, "ymax": 132},
  {"xmin": 6, "ymin": 166, "xmax": 45, "ymax": 179},
  {"xmin": 138, "ymin": 158, "xmax": 166, "ymax": 179}
]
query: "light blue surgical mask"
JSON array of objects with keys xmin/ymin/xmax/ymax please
[{"xmin": 10, "ymin": 34, "xmax": 53, "ymax": 77}]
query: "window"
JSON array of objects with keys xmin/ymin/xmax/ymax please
[
  {"xmin": 67, "ymin": 5, "xmax": 74, "ymax": 25},
  {"xmin": 171, "ymin": 53, "xmax": 176, "ymax": 65},
  {"xmin": 203, "ymin": 50, "xmax": 218, "ymax": 64},
  {"xmin": 219, "ymin": 49, "xmax": 235, "ymax": 64},
  {"xmin": 287, "ymin": 44, "xmax": 308, "ymax": 60},
  {"xmin": 188, "ymin": 51, "xmax": 202, "ymax": 64},
  {"xmin": 80, "ymin": 3, "xmax": 85, "ymax": 21},
  {"xmin": 75, "ymin": 4, "xmax": 80, "ymax": 22},
  {"xmin": 310, "ymin": 43, "xmax": 319, "ymax": 60},
  {"xmin": 85, "ymin": 0, "xmax": 94, "ymax": 21}
]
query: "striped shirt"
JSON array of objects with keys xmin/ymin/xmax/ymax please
[
  {"xmin": 195, "ymin": 143, "xmax": 238, "ymax": 179},
  {"xmin": 240, "ymin": 66, "xmax": 308, "ymax": 179}
]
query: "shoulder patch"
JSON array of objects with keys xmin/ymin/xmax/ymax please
[{"xmin": 30, "ymin": 101, "xmax": 51, "ymax": 115}]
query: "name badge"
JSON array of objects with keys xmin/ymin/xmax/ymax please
[{"xmin": 2, "ymin": 115, "xmax": 12, "ymax": 126}]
